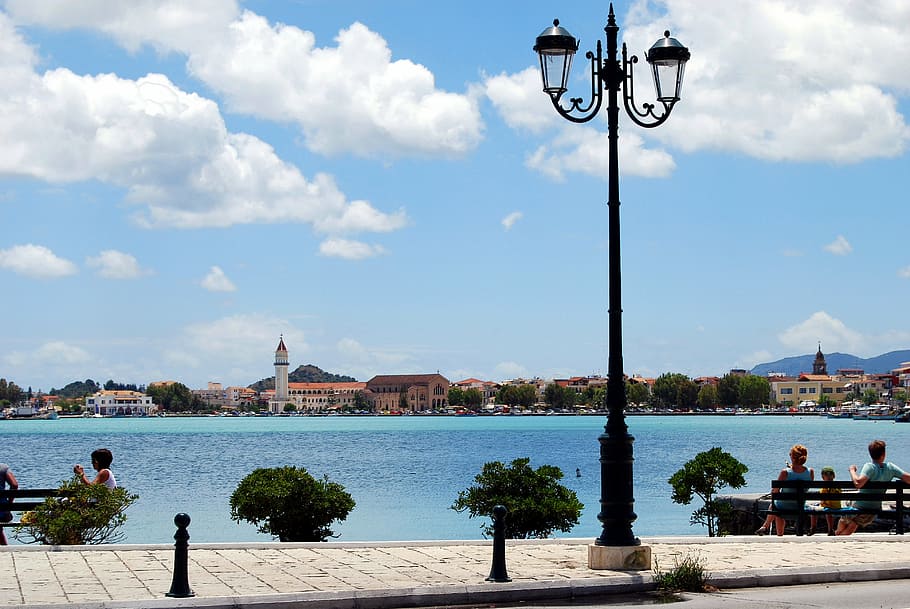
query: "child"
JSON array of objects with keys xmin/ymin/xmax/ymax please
[
  {"xmin": 812, "ymin": 466, "xmax": 841, "ymax": 535},
  {"xmin": 73, "ymin": 448, "xmax": 118, "ymax": 489}
]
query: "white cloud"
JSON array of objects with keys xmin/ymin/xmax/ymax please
[
  {"xmin": 86, "ymin": 250, "xmax": 149, "ymax": 279},
  {"xmin": 35, "ymin": 341, "xmax": 92, "ymax": 365},
  {"xmin": 5, "ymin": 5, "xmax": 484, "ymax": 159},
  {"xmin": 898, "ymin": 266, "xmax": 910, "ymax": 279},
  {"xmin": 200, "ymin": 266, "xmax": 236, "ymax": 292},
  {"xmin": 527, "ymin": 126, "xmax": 676, "ymax": 182},
  {"xmin": 823, "ymin": 235, "xmax": 853, "ymax": 256},
  {"xmin": 0, "ymin": 244, "xmax": 78, "ymax": 278},
  {"xmin": 493, "ymin": 361, "xmax": 529, "ymax": 382},
  {"xmin": 178, "ymin": 314, "xmax": 305, "ymax": 368},
  {"xmin": 491, "ymin": 2, "xmax": 910, "ymax": 166},
  {"xmin": 483, "ymin": 67, "xmax": 558, "ymax": 133},
  {"xmin": 621, "ymin": 0, "xmax": 910, "ymax": 163},
  {"xmin": 334, "ymin": 337, "xmax": 414, "ymax": 381},
  {"xmin": 778, "ymin": 311, "xmax": 864, "ymax": 353},
  {"xmin": 502, "ymin": 211, "xmax": 523, "ymax": 231},
  {"xmin": 4, "ymin": 0, "xmax": 240, "ymax": 53},
  {"xmin": 186, "ymin": 16, "xmax": 483, "ymax": 158},
  {"xmin": 0, "ymin": 36, "xmax": 408, "ymax": 238},
  {"xmin": 318, "ymin": 238, "xmax": 387, "ymax": 260}
]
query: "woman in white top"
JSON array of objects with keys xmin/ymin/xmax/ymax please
[{"xmin": 73, "ymin": 448, "xmax": 117, "ymax": 489}]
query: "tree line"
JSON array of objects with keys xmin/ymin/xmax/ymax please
[{"xmin": 476, "ymin": 372, "xmax": 773, "ymax": 412}]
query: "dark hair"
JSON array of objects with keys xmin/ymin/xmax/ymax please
[
  {"xmin": 91, "ymin": 448, "xmax": 114, "ymax": 469},
  {"xmin": 868, "ymin": 439, "xmax": 886, "ymax": 461}
]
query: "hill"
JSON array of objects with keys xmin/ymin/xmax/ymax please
[
  {"xmin": 49, "ymin": 379, "xmax": 101, "ymax": 398},
  {"xmin": 248, "ymin": 364, "xmax": 357, "ymax": 391},
  {"xmin": 750, "ymin": 349, "xmax": 910, "ymax": 377}
]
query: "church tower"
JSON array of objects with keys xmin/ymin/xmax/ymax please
[
  {"xmin": 812, "ymin": 343, "xmax": 827, "ymax": 376},
  {"xmin": 274, "ymin": 335, "xmax": 289, "ymax": 408}
]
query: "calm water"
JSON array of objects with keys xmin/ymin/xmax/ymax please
[{"xmin": 3, "ymin": 414, "xmax": 909, "ymax": 544}]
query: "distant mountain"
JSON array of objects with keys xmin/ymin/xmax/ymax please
[
  {"xmin": 248, "ymin": 364, "xmax": 357, "ymax": 391},
  {"xmin": 750, "ymin": 350, "xmax": 910, "ymax": 377}
]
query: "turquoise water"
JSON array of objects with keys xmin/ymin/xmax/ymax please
[{"xmin": 3, "ymin": 414, "xmax": 909, "ymax": 544}]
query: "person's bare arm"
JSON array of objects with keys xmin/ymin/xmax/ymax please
[{"xmin": 849, "ymin": 464, "xmax": 869, "ymax": 489}]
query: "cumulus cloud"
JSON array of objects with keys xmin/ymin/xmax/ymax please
[
  {"xmin": 778, "ymin": 311, "xmax": 864, "ymax": 353},
  {"xmin": 0, "ymin": 13, "xmax": 408, "ymax": 244},
  {"xmin": 86, "ymin": 250, "xmax": 149, "ymax": 279},
  {"xmin": 35, "ymin": 341, "xmax": 92, "ymax": 364},
  {"xmin": 527, "ymin": 126, "xmax": 676, "ymax": 181},
  {"xmin": 484, "ymin": 67, "xmax": 558, "ymax": 133},
  {"xmin": 622, "ymin": 0, "xmax": 910, "ymax": 163},
  {"xmin": 824, "ymin": 235, "xmax": 853, "ymax": 256},
  {"xmin": 900, "ymin": 266, "xmax": 910, "ymax": 279},
  {"xmin": 318, "ymin": 238, "xmax": 387, "ymax": 260},
  {"xmin": 488, "ymin": 2, "xmax": 909, "ymax": 167},
  {"xmin": 5, "ymin": 3, "xmax": 483, "ymax": 159},
  {"xmin": 200, "ymin": 266, "xmax": 236, "ymax": 292},
  {"xmin": 501, "ymin": 211, "xmax": 523, "ymax": 231},
  {"xmin": 493, "ymin": 361, "xmax": 529, "ymax": 381},
  {"xmin": 178, "ymin": 313, "xmax": 304, "ymax": 367},
  {"xmin": 0, "ymin": 244, "xmax": 78, "ymax": 278}
]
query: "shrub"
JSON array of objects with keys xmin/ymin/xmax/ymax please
[
  {"xmin": 652, "ymin": 552, "xmax": 710, "ymax": 594},
  {"xmin": 15, "ymin": 477, "xmax": 138, "ymax": 545},
  {"xmin": 451, "ymin": 457, "xmax": 583, "ymax": 539},
  {"xmin": 229, "ymin": 466, "xmax": 355, "ymax": 542},
  {"xmin": 668, "ymin": 447, "xmax": 748, "ymax": 537}
]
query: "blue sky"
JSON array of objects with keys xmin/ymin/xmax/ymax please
[{"xmin": 1, "ymin": 1, "xmax": 908, "ymax": 392}]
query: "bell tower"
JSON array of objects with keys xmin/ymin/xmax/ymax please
[
  {"xmin": 812, "ymin": 343, "xmax": 827, "ymax": 376},
  {"xmin": 274, "ymin": 336, "xmax": 289, "ymax": 408}
]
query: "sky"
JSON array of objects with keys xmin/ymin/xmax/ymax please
[{"xmin": 1, "ymin": 0, "xmax": 909, "ymax": 393}]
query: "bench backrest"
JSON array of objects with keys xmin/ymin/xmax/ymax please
[
  {"xmin": 772, "ymin": 480, "xmax": 908, "ymax": 502},
  {"xmin": 0, "ymin": 488, "xmax": 65, "ymax": 512},
  {"xmin": 770, "ymin": 479, "xmax": 909, "ymax": 535}
]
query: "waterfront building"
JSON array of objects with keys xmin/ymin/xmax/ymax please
[
  {"xmin": 364, "ymin": 374, "xmax": 450, "ymax": 413},
  {"xmin": 85, "ymin": 390, "xmax": 156, "ymax": 416},
  {"xmin": 193, "ymin": 383, "xmax": 258, "ymax": 410},
  {"xmin": 452, "ymin": 378, "xmax": 500, "ymax": 407}
]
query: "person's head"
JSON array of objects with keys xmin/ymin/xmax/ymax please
[
  {"xmin": 868, "ymin": 439, "xmax": 887, "ymax": 462},
  {"xmin": 790, "ymin": 444, "xmax": 808, "ymax": 466},
  {"xmin": 821, "ymin": 466, "xmax": 835, "ymax": 480},
  {"xmin": 91, "ymin": 448, "xmax": 113, "ymax": 470}
]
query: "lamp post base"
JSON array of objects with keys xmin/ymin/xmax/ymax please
[{"xmin": 588, "ymin": 544, "xmax": 651, "ymax": 570}]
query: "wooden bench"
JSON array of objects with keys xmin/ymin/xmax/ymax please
[
  {"xmin": 767, "ymin": 479, "xmax": 910, "ymax": 535},
  {"xmin": 0, "ymin": 489, "xmax": 65, "ymax": 527}
]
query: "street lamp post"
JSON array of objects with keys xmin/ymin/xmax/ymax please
[{"xmin": 534, "ymin": 4, "xmax": 689, "ymax": 562}]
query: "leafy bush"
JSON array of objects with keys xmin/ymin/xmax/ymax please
[
  {"xmin": 229, "ymin": 466, "xmax": 355, "ymax": 542},
  {"xmin": 668, "ymin": 447, "xmax": 747, "ymax": 537},
  {"xmin": 15, "ymin": 477, "xmax": 138, "ymax": 545},
  {"xmin": 451, "ymin": 457, "xmax": 583, "ymax": 539},
  {"xmin": 653, "ymin": 552, "xmax": 710, "ymax": 594}
]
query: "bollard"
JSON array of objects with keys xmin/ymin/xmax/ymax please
[
  {"xmin": 165, "ymin": 513, "xmax": 195, "ymax": 598},
  {"xmin": 486, "ymin": 505, "xmax": 512, "ymax": 582}
]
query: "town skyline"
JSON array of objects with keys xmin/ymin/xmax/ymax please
[{"xmin": 2, "ymin": 2, "xmax": 908, "ymax": 392}]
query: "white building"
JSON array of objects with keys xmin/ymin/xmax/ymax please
[{"xmin": 85, "ymin": 390, "xmax": 156, "ymax": 416}]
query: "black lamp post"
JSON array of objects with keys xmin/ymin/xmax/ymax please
[{"xmin": 534, "ymin": 4, "xmax": 689, "ymax": 547}]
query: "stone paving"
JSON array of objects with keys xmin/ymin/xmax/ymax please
[{"xmin": 3, "ymin": 535, "xmax": 910, "ymax": 608}]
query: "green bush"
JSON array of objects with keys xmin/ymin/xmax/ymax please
[
  {"xmin": 668, "ymin": 447, "xmax": 747, "ymax": 537},
  {"xmin": 653, "ymin": 552, "xmax": 710, "ymax": 594},
  {"xmin": 229, "ymin": 466, "xmax": 355, "ymax": 542},
  {"xmin": 15, "ymin": 477, "xmax": 138, "ymax": 545},
  {"xmin": 451, "ymin": 457, "xmax": 583, "ymax": 539}
]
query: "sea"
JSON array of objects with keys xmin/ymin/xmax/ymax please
[{"xmin": 3, "ymin": 413, "xmax": 909, "ymax": 545}]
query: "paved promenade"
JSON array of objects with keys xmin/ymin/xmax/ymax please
[{"xmin": 3, "ymin": 535, "xmax": 910, "ymax": 609}]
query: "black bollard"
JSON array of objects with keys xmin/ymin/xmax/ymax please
[
  {"xmin": 165, "ymin": 513, "xmax": 195, "ymax": 598},
  {"xmin": 486, "ymin": 505, "xmax": 512, "ymax": 582}
]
